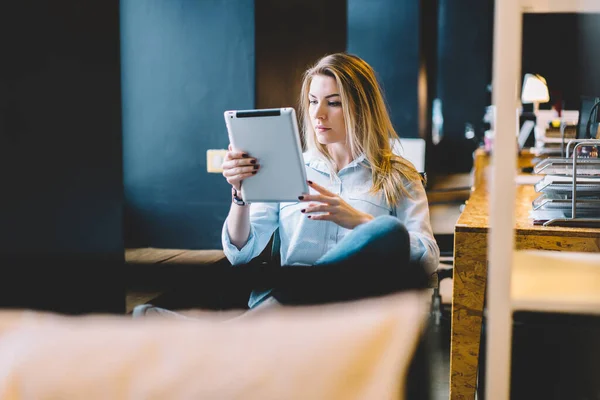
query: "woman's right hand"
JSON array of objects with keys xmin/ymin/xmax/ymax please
[{"xmin": 222, "ymin": 144, "xmax": 260, "ymax": 191}]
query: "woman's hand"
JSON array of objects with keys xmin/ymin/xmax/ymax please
[
  {"xmin": 222, "ymin": 144, "xmax": 259, "ymax": 191},
  {"xmin": 299, "ymin": 181, "xmax": 374, "ymax": 229}
]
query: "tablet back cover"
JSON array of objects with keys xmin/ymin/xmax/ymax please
[{"xmin": 225, "ymin": 108, "xmax": 308, "ymax": 202}]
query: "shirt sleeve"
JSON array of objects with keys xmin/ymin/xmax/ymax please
[
  {"xmin": 221, "ymin": 202, "xmax": 279, "ymax": 266},
  {"xmin": 395, "ymin": 181, "xmax": 440, "ymax": 274}
]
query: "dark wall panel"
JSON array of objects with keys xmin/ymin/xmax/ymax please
[
  {"xmin": 0, "ymin": 1, "xmax": 124, "ymax": 313},
  {"xmin": 255, "ymin": 0, "xmax": 346, "ymax": 111},
  {"xmin": 121, "ymin": 0, "xmax": 254, "ymax": 249},
  {"xmin": 436, "ymin": 0, "xmax": 494, "ymax": 140},
  {"xmin": 578, "ymin": 14, "xmax": 600, "ymax": 104},
  {"xmin": 430, "ymin": 0, "xmax": 494, "ymax": 174},
  {"xmin": 347, "ymin": 0, "xmax": 420, "ymax": 138},
  {"xmin": 522, "ymin": 13, "xmax": 600, "ymax": 111}
]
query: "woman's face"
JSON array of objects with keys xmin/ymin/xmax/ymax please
[{"xmin": 308, "ymin": 75, "xmax": 347, "ymax": 145}]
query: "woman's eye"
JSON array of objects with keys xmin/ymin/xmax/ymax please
[
  {"xmin": 328, "ymin": 101, "xmax": 341, "ymax": 107},
  {"xmin": 309, "ymin": 100, "xmax": 318, "ymax": 105}
]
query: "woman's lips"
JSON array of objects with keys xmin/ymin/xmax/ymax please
[{"xmin": 316, "ymin": 126, "xmax": 330, "ymax": 132}]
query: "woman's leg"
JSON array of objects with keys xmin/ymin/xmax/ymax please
[
  {"xmin": 273, "ymin": 216, "xmax": 427, "ymax": 305},
  {"xmin": 315, "ymin": 215, "xmax": 410, "ymax": 267},
  {"xmin": 131, "ymin": 297, "xmax": 281, "ymax": 321}
]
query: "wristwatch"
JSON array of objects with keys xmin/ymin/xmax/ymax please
[{"xmin": 231, "ymin": 187, "xmax": 247, "ymax": 206}]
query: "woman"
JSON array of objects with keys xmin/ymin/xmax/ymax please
[{"xmin": 222, "ymin": 53, "xmax": 439, "ymax": 309}]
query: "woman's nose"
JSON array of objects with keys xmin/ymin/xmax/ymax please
[{"xmin": 312, "ymin": 102, "xmax": 326, "ymax": 120}]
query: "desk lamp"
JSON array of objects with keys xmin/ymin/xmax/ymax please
[
  {"xmin": 521, "ymin": 73, "xmax": 550, "ymax": 114},
  {"xmin": 520, "ymin": 74, "xmax": 550, "ymax": 148}
]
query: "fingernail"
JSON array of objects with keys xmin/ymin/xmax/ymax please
[
  {"xmin": 253, "ymin": 165, "xmax": 259, "ymax": 169},
  {"xmin": 252, "ymin": 171, "xmax": 257, "ymax": 174},
  {"xmin": 307, "ymin": 180, "xmax": 313, "ymax": 184},
  {"xmin": 298, "ymin": 196, "xmax": 304, "ymax": 200},
  {"xmin": 301, "ymin": 209, "xmax": 305, "ymax": 213},
  {"xmin": 307, "ymin": 215, "xmax": 312, "ymax": 219},
  {"xmin": 250, "ymin": 160, "xmax": 256, "ymax": 164},
  {"xmin": 242, "ymin": 153, "xmax": 249, "ymax": 158}
]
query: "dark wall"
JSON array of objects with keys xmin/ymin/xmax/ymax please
[
  {"xmin": 522, "ymin": 13, "xmax": 600, "ymax": 111},
  {"xmin": 436, "ymin": 0, "xmax": 494, "ymax": 139},
  {"xmin": 347, "ymin": 0, "xmax": 420, "ymax": 138},
  {"xmin": 121, "ymin": 0, "xmax": 254, "ymax": 249},
  {"xmin": 431, "ymin": 0, "xmax": 494, "ymax": 173},
  {"xmin": 347, "ymin": 0, "xmax": 494, "ymax": 173},
  {"xmin": 255, "ymin": 0, "xmax": 346, "ymax": 112},
  {"xmin": 0, "ymin": 1, "xmax": 124, "ymax": 313}
]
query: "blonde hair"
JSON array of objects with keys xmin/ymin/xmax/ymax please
[{"xmin": 298, "ymin": 52, "xmax": 422, "ymax": 207}]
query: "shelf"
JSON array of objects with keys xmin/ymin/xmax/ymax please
[{"xmin": 512, "ymin": 250, "xmax": 600, "ymax": 315}]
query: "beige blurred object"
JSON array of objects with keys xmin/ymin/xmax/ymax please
[
  {"xmin": 512, "ymin": 250, "xmax": 600, "ymax": 314},
  {"xmin": 206, "ymin": 149, "xmax": 228, "ymax": 173},
  {"xmin": 0, "ymin": 291, "xmax": 429, "ymax": 400}
]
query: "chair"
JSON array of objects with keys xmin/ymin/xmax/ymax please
[{"xmin": 393, "ymin": 138, "xmax": 472, "ymax": 326}]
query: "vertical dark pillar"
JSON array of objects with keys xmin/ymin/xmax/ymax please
[
  {"xmin": 0, "ymin": 1, "xmax": 124, "ymax": 313},
  {"xmin": 348, "ymin": 0, "xmax": 420, "ymax": 138},
  {"xmin": 419, "ymin": 0, "xmax": 439, "ymax": 173},
  {"xmin": 432, "ymin": 0, "xmax": 494, "ymax": 173},
  {"xmin": 578, "ymin": 14, "xmax": 600, "ymax": 101}
]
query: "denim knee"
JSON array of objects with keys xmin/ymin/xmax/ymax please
[{"xmin": 366, "ymin": 215, "xmax": 409, "ymax": 243}]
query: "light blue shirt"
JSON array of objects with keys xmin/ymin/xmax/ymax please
[{"xmin": 222, "ymin": 152, "xmax": 440, "ymax": 307}]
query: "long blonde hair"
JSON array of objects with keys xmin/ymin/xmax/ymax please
[{"xmin": 299, "ymin": 52, "xmax": 422, "ymax": 207}]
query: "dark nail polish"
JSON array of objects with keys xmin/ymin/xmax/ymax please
[
  {"xmin": 307, "ymin": 215, "xmax": 311, "ymax": 219},
  {"xmin": 252, "ymin": 171, "xmax": 257, "ymax": 174},
  {"xmin": 242, "ymin": 153, "xmax": 249, "ymax": 158},
  {"xmin": 250, "ymin": 159, "xmax": 256, "ymax": 164},
  {"xmin": 253, "ymin": 165, "xmax": 259, "ymax": 169},
  {"xmin": 298, "ymin": 196, "xmax": 304, "ymax": 200},
  {"xmin": 301, "ymin": 209, "xmax": 305, "ymax": 213},
  {"xmin": 307, "ymin": 180, "xmax": 313, "ymax": 184}
]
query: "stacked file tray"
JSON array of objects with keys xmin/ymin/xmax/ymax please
[{"xmin": 531, "ymin": 139, "xmax": 600, "ymax": 227}]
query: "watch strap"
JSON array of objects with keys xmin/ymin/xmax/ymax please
[{"xmin": 231, "ymin": 187, "xmax": 247, "ymax": 206}]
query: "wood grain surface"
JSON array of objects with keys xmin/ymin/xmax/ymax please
[{"xmin": 449, "ymin": 148, "xmax": 600, "ymax": 400}]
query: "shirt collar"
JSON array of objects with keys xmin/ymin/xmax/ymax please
[{"xmin": 304, "ymin": 151, "xmax": 368, "ymax": 175}]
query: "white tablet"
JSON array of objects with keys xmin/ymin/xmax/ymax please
[{"xmin": 224, "ymin": 108, "xmax": 309, "ymax": 203}]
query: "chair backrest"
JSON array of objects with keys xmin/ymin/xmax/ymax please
[{"xmin": 391, "ymin": 138, "xmax": 426, "ymax": 173}]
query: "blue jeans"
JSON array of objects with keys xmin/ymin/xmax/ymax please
[
  {"xmin": 271, "ymin": 216, "xmax": 426, "ymax": 305},
  {"xmin": 315, "ymin": 215, "xmax": 410, "ymax": 266}
]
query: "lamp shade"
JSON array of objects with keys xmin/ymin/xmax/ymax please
[{"xmin": 521, "ymin": 73, "xmax": 550, "ymax": 103}]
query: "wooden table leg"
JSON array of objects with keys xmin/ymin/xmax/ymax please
[{"xmin": 450, "ymin": 231, "xmax": 488, "ymax": 400}]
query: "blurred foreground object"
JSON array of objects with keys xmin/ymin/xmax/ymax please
[{"xmin": 0, "ymin": 291, "xmax": 430, "ymax": 400}]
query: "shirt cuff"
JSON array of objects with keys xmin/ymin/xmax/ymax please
[
  {"xmin": 221, "ymin": 219, "xmax": 257, "ymax": 265},
  {"xmin": 409, "ymin": 233, "xmax": 438, "ymax": 274}
]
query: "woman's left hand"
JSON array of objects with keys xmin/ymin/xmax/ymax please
[{"xmin": 299, "ymin": 181, "xmax": 374, "ymax": 230}]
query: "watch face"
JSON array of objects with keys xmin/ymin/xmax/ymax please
[{"xmin": 232, "ymin": 188, "xmax": 246, "ymax": 206}]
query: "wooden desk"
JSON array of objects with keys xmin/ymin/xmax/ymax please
[{"xmin": 449, "ymin": 149, "xmax": 600, "ymax": 400}]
